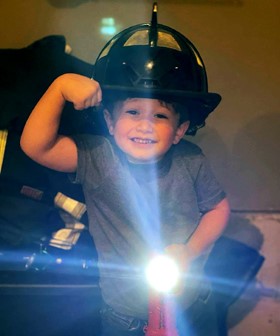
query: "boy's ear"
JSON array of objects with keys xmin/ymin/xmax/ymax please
[
  {"xmin": 173, "ymin": 121, "xmax": 190, "ymax": 144},
  {"xmin": 103, "ymin": 109, "xmax": 114, "ymax": 135}
]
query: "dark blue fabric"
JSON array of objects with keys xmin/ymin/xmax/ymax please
[{"xmin": 100, "ymin": 292, "xmax": 219, "ymax": 336}]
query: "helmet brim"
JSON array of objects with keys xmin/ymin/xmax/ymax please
[{"xmin": 101, "ymin": 85, "xmax": 221, "ymax": 113}]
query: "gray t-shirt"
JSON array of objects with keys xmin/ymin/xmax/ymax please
[{"xmin": 73, "ymin": 135, "xmax": 226, "ymax": 319}]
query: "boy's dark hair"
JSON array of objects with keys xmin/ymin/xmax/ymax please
[
  {"xmin": 102, "ymin": 96, "xmax": 190, "ymax": 126},
  {"xmin": 167, "ymin": 101, "xmax": 190, "ymax": 125}
]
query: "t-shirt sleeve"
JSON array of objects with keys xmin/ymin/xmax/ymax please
[
  {"xmin": 70, "ymin": 135, "xmax": 86, "ymax": 185},
  {"xmin": 71, "ymin": 134, "xmax": 115, "ymax": 188},
  {"xmin": 194, "ymin": 154, "xmax": 226, "ymax": 213}
]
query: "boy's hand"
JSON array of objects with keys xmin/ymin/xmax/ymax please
[
  {"xmin": 56, "ymin": 73, "xmax": 102, "ymax": 110},
  {"xmin": 164, "ymin": 243, "xmax": 192, "ymax": 296}
]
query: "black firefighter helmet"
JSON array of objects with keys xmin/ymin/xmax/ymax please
[{"xmin": 93, "ymin": 2, "xmax": 221, "ymax": 135}]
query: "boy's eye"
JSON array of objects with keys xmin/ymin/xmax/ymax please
[
  {"xmin": 126, "ymin": 109, "xmax": 138, "ymax": 115},
  {"xmin": 155, "ymin": 113, "xmax": 168, "ymax": 119}
]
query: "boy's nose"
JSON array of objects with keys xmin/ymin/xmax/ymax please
[{"xmin": 136, "ymin": 118, "xmax": 153, "ymax": 133}]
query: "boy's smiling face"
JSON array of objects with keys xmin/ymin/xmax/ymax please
[{"xmin": 104, "ymin": 98, "xmax": 189, "ymax": 164}]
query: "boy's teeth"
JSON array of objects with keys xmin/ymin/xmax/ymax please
[{"xmin": 133, "ymin": 138, "xmax": 153, "ymax": 144}]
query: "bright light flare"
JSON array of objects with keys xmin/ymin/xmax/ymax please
[
  {"xmin": 145, "ymin": 255, "xmax": 180, "ymax": 293},
  {"xmin": 100, "ymin": 17, "xmax": 117, "ymax": 37}
]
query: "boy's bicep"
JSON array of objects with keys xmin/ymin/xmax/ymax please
[
  {"xmin": 195, "ymin": 156, "xmax": 226, "ymax": 213},
  {"xmin": 30, "ymin": 135, "xmax": 78, "ymax": 173}
]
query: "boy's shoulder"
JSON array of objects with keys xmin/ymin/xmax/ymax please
[
  {"xmin": 171, "ymin": 139, "xmax": 206, "ymax": 175},
  {"xmin": 174, "ymin": 138, "xmax": 203, "ymax": 157},
  {"xmin": 74, "ymin": 134, "xmax": 117, "ymax": 161},
  {"xmin": 75, "ymin": 133, "xmax": 112, "ymax": 149}
]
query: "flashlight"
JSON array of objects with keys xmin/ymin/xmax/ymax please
[
  {"xmin": 145, "ymin": 254, "xmax": 180, "ymax": 336},
  {"xmin": 145, "ymin": 255, "xmax": 180, "ymax": 293}
]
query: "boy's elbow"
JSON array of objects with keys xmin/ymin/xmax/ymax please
[
  {"xmin": 20, "ymin": 134, "xmax": 29, "ymax": 155},
  {"xmin": 20, "ymin": 133, "xmax": 29, "ymax": 153},
  {"xmin": 20, "ymin": 133, "xmax": 39, "ymax": 161},
  {"xmin": 218, "ymin": 197, "xmax": 231, "ymax": 226},
  {"xmin": 223, "ymin": 197, "xmax": 231, "ymax": 215}
]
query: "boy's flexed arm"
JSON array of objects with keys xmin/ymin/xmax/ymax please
[
  {"xmin": 20, "ymin": 74, "xmax": 102, "ymax": 172},
  {"xmin": 167, "ymin": 197, "xmax": 230, "ymax": 257}
]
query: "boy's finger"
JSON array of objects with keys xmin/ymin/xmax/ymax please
[
  {"xmin": 73, "ymin": 102, "xmax": 86, "ymax": 110},
  {"xmin": 91, "ymin": 96, "xmax": 102, "ymax": 107}
]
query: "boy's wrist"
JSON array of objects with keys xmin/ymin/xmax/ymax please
[
  {"xmin": 183, "ymin": 243, "xmax": 198, "ymax": 263},
  {"xmin": 49, "ymin": 75, "xmax": 68, "ymax": 106}
]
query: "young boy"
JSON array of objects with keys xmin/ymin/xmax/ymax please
[{"xmin": 20, "ymin": 10, "xmax": 230, "ymax": 336}]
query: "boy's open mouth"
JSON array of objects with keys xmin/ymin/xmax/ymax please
[{"xmin": 131, "ymin": 137, "xmax": 156, "ymax": 144}]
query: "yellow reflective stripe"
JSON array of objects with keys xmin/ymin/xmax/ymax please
[{"xmin": 0, "ymin": 129, "xmax": 8, "ymax": 173}]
